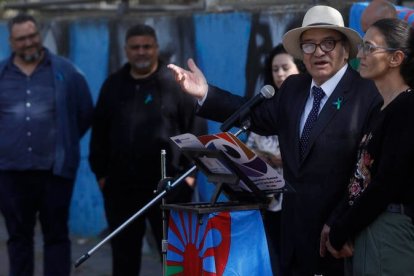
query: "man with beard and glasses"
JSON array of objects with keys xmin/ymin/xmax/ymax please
[
  {"xmin": 89, "ymin": 24, "xmax": 206, "ymax": 276},
  {"xmin": 0, "ymin": 13, "xmax": 93, "ymax": 276}
]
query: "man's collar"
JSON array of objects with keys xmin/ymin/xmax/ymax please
[{"xmin": 311, "ymin": 64, "xmax": 348, "ymax": 98}]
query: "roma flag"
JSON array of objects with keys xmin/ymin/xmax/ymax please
[{"xmin": 166, "ymin": 209, "xmax": 272, "ymax": 275}]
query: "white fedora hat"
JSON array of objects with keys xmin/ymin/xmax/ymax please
[{"xmin": 282, "ymin": 5, "xmax": 362, "ymax": 59}]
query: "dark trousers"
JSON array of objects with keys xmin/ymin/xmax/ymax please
[
  {"xmin": 102, "ymin": 180, "xmax": 163, "ymax": 276},
  {"xmin": 281, "ymin": 253, "xmax": 345, "ymax": 276},
  {"xmin": 263, "ymin": 210, "xmax": 282, "ymax": 276},
  {"xmin": 0, "ymin": 170, "xmax": 74, "ymax": 276}
]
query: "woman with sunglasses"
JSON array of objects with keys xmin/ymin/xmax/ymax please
[{"xmin": 320, "ymin": 18, "xmax": 414, "ymax": 275}]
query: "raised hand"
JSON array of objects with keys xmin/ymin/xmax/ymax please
[{"xmin": 167, "ymin": 58, "xmax": 209, "ymax": 100}]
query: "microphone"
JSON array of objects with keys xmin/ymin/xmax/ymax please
[{"xmin": 220, "ymin": 85, "xmax": 275, "ymax": 132}]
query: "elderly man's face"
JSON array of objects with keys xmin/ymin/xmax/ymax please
[{"xmin": 301, "ymin": 29, "xmax": 349, "ymax": 86}]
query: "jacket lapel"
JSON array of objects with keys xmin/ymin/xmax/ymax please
[{"xmin": 292, "ymin": 74, "xmax": 313, "ymax": 166}]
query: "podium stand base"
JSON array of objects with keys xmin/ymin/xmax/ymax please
[{"xmin": 162, "ymin": 201, "xmax": 266, "ymax": 214}]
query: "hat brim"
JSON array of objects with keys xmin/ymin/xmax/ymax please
[{"xmin": 282, "ymin": 25, "xmax": 362, "ymax": 60}]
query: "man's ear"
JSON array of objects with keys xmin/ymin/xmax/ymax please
[{"xmin": 342, "ymin": 40, "xmax": 350, "ymax": 62}]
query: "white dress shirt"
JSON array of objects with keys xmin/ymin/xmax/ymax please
[{"xmin": 299, "ymin": 64, "xmax": 348, "ymax": 136}]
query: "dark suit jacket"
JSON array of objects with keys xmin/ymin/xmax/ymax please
[{"xmin": 198, "ymin": 67, "xmax": 381, "ymax": 275}]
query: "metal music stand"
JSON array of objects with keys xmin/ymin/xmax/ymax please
[{"xmin": 161, "ymin": 147, "xmax": 272, "ymax": 219}]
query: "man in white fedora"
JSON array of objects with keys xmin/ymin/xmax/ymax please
[{"xmin": 168, "ymin": 5, "xmax": 381, "ymax": 276}]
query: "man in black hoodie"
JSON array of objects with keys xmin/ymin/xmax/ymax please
[{"xmin": 89, "ymin": 24, "xmax": 206, "ymax": 276}]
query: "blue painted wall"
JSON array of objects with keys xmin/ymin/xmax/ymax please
[
  {"xmin": 68, "ymin": 20, "xmax": 110, "ymax": 236},
  {"xmin": 193, "ymin": 12, "xmax": 252, "ymax": 201},
  {"xmin": 0, "ymin": 23, "xmax": 11, "ymax": 61}
]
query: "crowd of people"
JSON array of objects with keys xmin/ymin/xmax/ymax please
[{"xmin": 0, "ymin": 0, "xmax": 413, "ymax": 275}]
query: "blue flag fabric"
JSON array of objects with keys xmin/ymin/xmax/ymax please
[{"xmin": 166, "ymin": 209, "xmax": 273, "ymax": 276}]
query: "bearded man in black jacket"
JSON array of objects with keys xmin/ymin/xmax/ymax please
[{"xmin": 89, "ymin": 24, "xmax": 206, "ymax": 276}]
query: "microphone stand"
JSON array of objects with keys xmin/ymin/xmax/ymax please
[
  {"xmin": 74, "ymin": 121, "xmax": 251, "ymax": 269},
  {"xmin": 160, "ymin": 149, "xmax": 168, "ymax": 276},
  {"xmin": 74, "ymin": 165, "xmax": 196, "ymax": 267}
]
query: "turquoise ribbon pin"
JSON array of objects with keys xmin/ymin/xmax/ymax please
[
  {"xmin": 55, "ymin": 72, "xmax": 64, "ymax": 81},
  {"xmin": 333, "ymin": 97, "xmax": 343, "ymax": 110},
  {"xmin": 144, "ymin": 94, "xmax": 153, "ymax": 104}
]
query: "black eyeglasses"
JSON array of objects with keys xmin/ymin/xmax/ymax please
[
  {"xmin": 300, "ymin": 39, "xmax": 342, "ymax": 54},
  {"xmin": 357, "ymin": 42, "xmax": 399, "ymax": 55}
]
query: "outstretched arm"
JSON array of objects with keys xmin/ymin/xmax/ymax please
[{"xmin": 167, "ymin": 58, "xmax": 209, "ymax": 100}]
